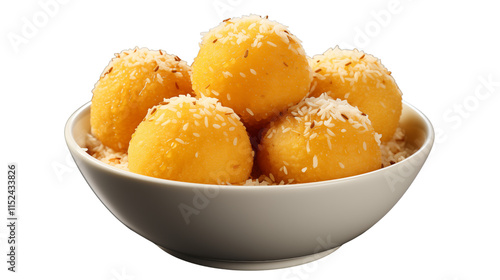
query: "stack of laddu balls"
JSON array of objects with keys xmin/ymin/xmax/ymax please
[{"xmin": 88, "ymin": 15, "xmax": 408, "ymax": 185}]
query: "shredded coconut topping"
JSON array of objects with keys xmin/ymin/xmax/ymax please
[
  {"xmin": 310, "ymin": 46, "xmax": 399, "ymax": 91},
  {"xmin": 199, "ymin": 15, "xmax": 304, "ymax": 55},
  {"xmin": 101, "ymin": 47, "xmax": 190, "ymax": 80},
  {"xmin": 286, "ymin": 93, "xmax": 375, "ymax": 140},
  {"xmin": 144, "ymin": 94, "xmax": 240, "ymax": 122}
]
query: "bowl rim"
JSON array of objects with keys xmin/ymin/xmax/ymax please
[{"xmin": 65, "ymin": 101, "xmax": 434, "ymax": 191}]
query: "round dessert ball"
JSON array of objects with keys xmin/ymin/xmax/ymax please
[
  {"xmin": 309, "ymin": 47, "xmax": 402, "ymax": 142},
  {"xmin": 191, "ymin": 15, "xmax": 312, "ymax": 130},
  {"xmin": 128, "ymin": 95, "xmax": 253, "ymax": 185},
  {"xmin": 91, "ymin": 47, "xmax": 192, "ymax": 152},
  {"xmin": 257, "ymin": 93, "xmax": 382, "ymax": 183}
]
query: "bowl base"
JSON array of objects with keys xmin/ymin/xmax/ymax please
[{"xmin": 157, "ymin": 245, "xmax": 340, "ymax": 270}]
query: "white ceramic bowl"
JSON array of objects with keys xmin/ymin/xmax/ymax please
[{"xmin": 65, "ymin": 101, "xmax": 434, "ymax": 270}]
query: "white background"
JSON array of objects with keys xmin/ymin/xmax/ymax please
[{"xmin": 1, "ymin": 0, "xmax": 499, "ymax": 279}]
